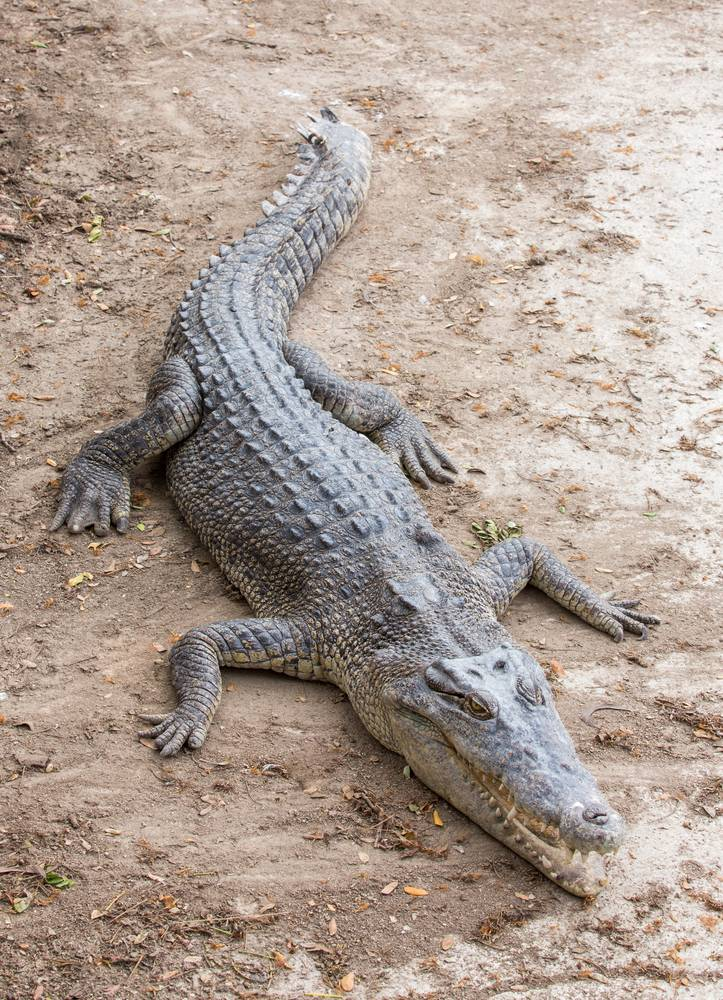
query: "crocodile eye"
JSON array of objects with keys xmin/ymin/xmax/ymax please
[
  {"xmin": 465, "ymin": 695, "xmax": 494, "ymax": 720},
  {"xmin": 517, "ymin": 677, "xmax": 545, "ymax": 706}
]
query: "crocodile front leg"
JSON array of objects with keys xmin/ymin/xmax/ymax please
[
  {"xmin": 139, "ymin": 617, "xmax": 318, "ymax": 756},
  {"xmin": 475, "ymin": 537, "xmax": 660, "ymax": 641},
  {"xmin": 283, "ymin": 340, "xmax": 457, "ymax": 488},
  {"xmin": 51, "ymin": 358, "xmax": 202, "ymax": 536}
]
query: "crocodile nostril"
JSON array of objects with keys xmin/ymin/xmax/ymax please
[{"xmin": 583, "ymin": 806, "xmax": 609, "ymax": 826}]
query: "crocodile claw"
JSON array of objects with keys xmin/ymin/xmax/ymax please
[
  {"xmin": 138, "ymin": 709, "xmax": 209, "ymax": 757},
  {"xmin": 372, "ymin": 414, "xmax": 457, "ymax": 489},
  {"xmin": 50, "ymin": 455, "xmax": 131, "ymax": 536},
  {"xmin": 599, "ymin": 600, "xmax": 661, "ymax": 642}
]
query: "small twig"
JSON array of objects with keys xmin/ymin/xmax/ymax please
[
  {"xmin": 581, "ymin": 704, "xmax": 635, "ymax": 728},
  {"xmin": 624, "ymin": 379, "xmax": 642, "ymax": 401},
  {"xmin": 221, "ymin": 36, "xmax": 278, "ymax": 49},
  {"xmin": 0, "ymin": 231, "xmax": 31, "ymax": 244},
  {"xmin": 0, "ymin": 432, "xmax": 18, "ymax": 453}
]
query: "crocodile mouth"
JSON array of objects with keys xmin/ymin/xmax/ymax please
[
  {"xmin": 393, "ymin": 706, "xmax": 617, "ymax": 896},
  {"xmin": 460, "ymin": 756, "xmax": 613, "ymax": 897}
]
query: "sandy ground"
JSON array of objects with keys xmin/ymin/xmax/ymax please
[{"xmin": 1, "ymin": 1, "xmax": 722, "ymax": 997}]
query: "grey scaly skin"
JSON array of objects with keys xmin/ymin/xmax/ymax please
[{"xmin": 51, "ymin": 109, "xmax": 660, "ymax": 897}]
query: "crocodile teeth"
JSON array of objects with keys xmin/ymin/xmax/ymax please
[
  {"xmin": 495, "ymin": 808, "xmax": 502, "ymax": 819},
  {"xmin": 272, "ymin": 190, "xmax": 288, "ymax": 206},
  {"xmin": 261, "ymin": 200, "xmax": 276, "ymax": 217},
  {"xmin": 514, "ymin": 834, "xmax": 523, "ymax": 844},
  {"xmin": 541, "ymin": 855, "xmax": 552, "ymax": 870}
]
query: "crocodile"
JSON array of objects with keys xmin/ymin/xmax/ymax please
[{"xmin": 51, "ymin": 108, "xmax": 659, "ymax": 897}]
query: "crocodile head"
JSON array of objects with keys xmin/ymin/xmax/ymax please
[{"xmin": 383, "ymin": 640, "xmax": 624, "ymax": 896}]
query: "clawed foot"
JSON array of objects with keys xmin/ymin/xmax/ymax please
[
  {"xmin": 372, "ymin": 414, "xmax": 458, "ymax": 489},
  {"xmin": 138, "ymin": 708, "xmax": 210, "ymax": 757},
  {"xmin": 598, "ymin": 599, "xmax": 661, "ymax": 642},
  {"xmin": 50, "ymin": 455, "xmax": 131, "ymax": 536}
]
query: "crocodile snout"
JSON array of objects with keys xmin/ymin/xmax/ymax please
[{"xmin": 560, "ymin": 799, "xmax": 624, "ymax": 853}]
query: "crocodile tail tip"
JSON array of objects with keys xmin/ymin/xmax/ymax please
[
  {"xmin": 305, "ymin": 107, "xmax": 339, "ymax": 125},
  {"xmin": 296, "ymin": 122, "xmax": 326, "ymax": 146}
]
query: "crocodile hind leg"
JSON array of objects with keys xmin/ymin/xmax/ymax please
[
  {"xmin": 283, "ymin": 339, "xmax": 457, "ymax": 488},
  {"xmin": 139, "ymin": 618, "xmax": 317, "ymax": 757},
  {"xmin": 51, "ymin": 357, "xmax": 202, "ymax": 536},
  {"xmin": 475, "ymin": 536, "xmax": 660, "ymax": 642}
]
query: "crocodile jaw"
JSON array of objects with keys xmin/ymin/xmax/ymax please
[
  {"xmin": 457, "ymin": 756, "xmax": 614, "ymax": 897},
  {"xmin": 392, "ymin": 714, "xmax": 621, "ymax": 898}
]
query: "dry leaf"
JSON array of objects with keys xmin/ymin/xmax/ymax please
[
  {"xmin": 328, "ymin": 916, "xmax": 337, "ymax": 935},
  {"xmin": 358, "ymin": 851, "xmax": 369, "ymax": 863},
  {"xmin": 403, "ymin": 885, "xmax": 428, "ymax": 897},
  {"xmin": 440, "ymin": 935, "xmax": 454, "ymax": 951},
  {"xmin": 380, "ymin": 881, "xmax": 398, "ymax": 895},
  {"xmin": 549, "ymin": 659, "xmax": 566, "ymax": 678},
  {"xmin": 368, "ymin": 273, "xmax": 387, "ymax": 284},
  {"xmin": 432, "ymin": 809, "xmax": 444, "ymax": 827},
  {"xmin": 190, "ymin": 560, "xmax": 201, "ymax": 574},
  {"xmin": 339, "ymin": 972, "xmax": 355, "ymax": 992}
]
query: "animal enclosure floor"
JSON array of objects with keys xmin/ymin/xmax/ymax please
[{"xmin": 1, "ymin": 1, "xmax": 721, "ymax": 997}]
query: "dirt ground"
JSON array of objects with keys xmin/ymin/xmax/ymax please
[{"xmin": 1, "ymin": 0, "xmax": 721, "ymax": 997}]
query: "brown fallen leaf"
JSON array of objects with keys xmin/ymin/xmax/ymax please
[
  {"xmin": 380, "ymin": 881, "xmax": 398, "ymax": 895},
  {"xmin": 339, "ymin": 971, "xmax": 355, "ymax": 992},
  {"xmin": 404, "ymin": 885, "xmax": 428, "ymax": 897},
  {"xmin": 549, "ymin": 658, "xmax": 566, "ymax": 678},
  {"xmin": 328, "ymin": 916, "xmax": 337, "ymax": 935},
  {"xmin": 432, "ymin": 809, "xmax": 444, "ymax": 827}
]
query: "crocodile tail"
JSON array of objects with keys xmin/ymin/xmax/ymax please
[
  {"xmin": 165, "ymin": 109, "xmax": 372, "ymax": 359},
  {"xmin": 256, "ymin": 106, "xmax": 372, "ymax": 229}
]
